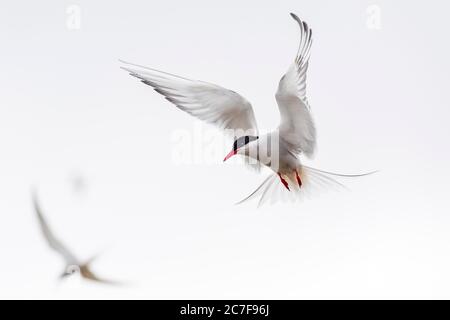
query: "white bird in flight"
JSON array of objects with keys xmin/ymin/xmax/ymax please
[
  {"xmin": 32, "ymin": 190, "xmax": 117, "ymax": 284},
  {"xmin": 121, "ymin": 13, "xmax": 374, "ymax": 205}
]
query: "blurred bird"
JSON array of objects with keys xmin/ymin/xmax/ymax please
[
  {"xmin": 32, "ymin": 190, "xmax": 117, "ymax": 284},
  {"xmin": 121, "ymin": 13, "xmax": 375, "ymax": 205}
]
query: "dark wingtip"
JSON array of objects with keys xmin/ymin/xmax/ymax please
[
  {"xmin": 290, "ymin": 12, "xmax": 300, "ymax": 21},
  {"xmin": 31, "ymin": 186, "xmax": 39, "ymax": 208}
]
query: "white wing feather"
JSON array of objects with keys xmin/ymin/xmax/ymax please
[
  {"xmin": 120, "ymin": 60, "xmax": 258, "ymax": 137},
  {"xmin": 32, "ymin": 192, "xmax": 79, "ymax": 265},
  {"xmin": 275, "ymin": 13, "xmax": 316, "ymax": 157}
]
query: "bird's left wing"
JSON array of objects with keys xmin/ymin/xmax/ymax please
[
  {"xmin": 120, "ymin": 60, "xmax": 258, "ymax": 137},
  {"xmin": 32, "ymin": 191, "xmax": 79, "ymax": 265},
  {"xmin": 275, "ymin": 13, "xmax": 316, "ymax": 157}
]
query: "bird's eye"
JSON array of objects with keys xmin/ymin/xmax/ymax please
[{"xmin": 67, "ymin": 265, "xmax": 79, "ymax": 274}]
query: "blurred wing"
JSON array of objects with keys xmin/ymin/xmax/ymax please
[
  {"xmin": 32, "ymin": 191, "xmax": 78, "ymax": 265},
  {"xmin": 275, "ymin": 13, "xmax": 316, "ymax": 157},
  {"xmin": 120, "ymin": 60, "xmax": 258, "ymax": 137},
  {"xmin": 80, "ymin": 266, "xmax": 122, "ymax": 286}
]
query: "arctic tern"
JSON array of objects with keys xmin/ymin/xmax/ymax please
[{"xmin": 120, "ymin": 13, "xmax": 374, "ymax": 205}]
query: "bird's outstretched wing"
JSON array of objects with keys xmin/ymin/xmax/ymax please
[
  {"xmin": 32, "ymin": 191, "xmax": 79, "ymax": 266},
  {"xmin": 275, "ymin": 13, "xmax": 316, "ymax": 157},
  {"xmin": 80, "ymin": 265, "xmax": 122, "ymax": 286},
  {"xmin": 120, "ymin": 60, "xmax": 258, "ymax": 137}
]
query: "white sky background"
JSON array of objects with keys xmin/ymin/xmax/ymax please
[{"xmin": 1, "ymin": 0, "xmax": 449, "ymax": 299}]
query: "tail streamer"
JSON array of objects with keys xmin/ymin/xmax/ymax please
[{"xmin": 236, "ymin": 167, "xmax": 377, "ymax": 207}]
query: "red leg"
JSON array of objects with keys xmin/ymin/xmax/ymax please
[
  {"xmin": 278, "ymin": 173, "xmax": 290, "ymax": 191},
  {"xmin": 295, "ymin": 170, "xmax": 302, "ymax": 188}
]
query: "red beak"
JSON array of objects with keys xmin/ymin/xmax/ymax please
[{"xmin": 223, "ymin": 149, "xmax": 237, "ymax": 162}]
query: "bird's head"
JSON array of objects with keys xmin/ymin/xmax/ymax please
[
  {"xmin": 59, "ymin": 264, "xmax": 80, "ymax": 279},
  {"xmin": 223, "ymin": 135, "xmax": 259, "ymax": 161}
]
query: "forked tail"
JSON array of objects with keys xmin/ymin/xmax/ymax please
[{"xmin": 236, "ymin": 166, "xmax": 377, "ymax": 207}]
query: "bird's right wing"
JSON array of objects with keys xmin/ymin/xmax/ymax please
[
  {"xmin": 80, "ymin": 265, "xmax": 122, "ymax": 286},
  {"xmin": 32, "ymin": 191, "xmax": 79, "ymax": 265},
  {"xmin": 120, "ymin": 60, "xmax": 259, "ymax": 137}
]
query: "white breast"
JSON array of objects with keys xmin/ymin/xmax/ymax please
[{"xmin": 238, "ymin": 131, "xmax": 300, "ymax": 173}]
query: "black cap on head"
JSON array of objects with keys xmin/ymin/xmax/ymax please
[{"xmin": 232, "ymin": 135, "xmax": 259, "ymax": 151}]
